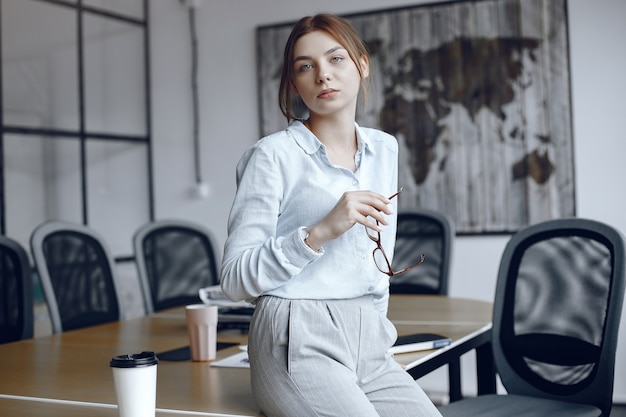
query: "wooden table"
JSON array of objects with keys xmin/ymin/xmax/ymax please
[
  {"xmin": 0, "ymin": 295, "xmax": 492, "ymax": 416},
  {"xmin": 388, "ymin": 295, "xmax": 495, "ymax": 400}
]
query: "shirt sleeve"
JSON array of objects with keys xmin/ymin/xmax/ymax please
[{"xmin": 220, "ymin": 143, "xmax": 323, "ymax": 302}]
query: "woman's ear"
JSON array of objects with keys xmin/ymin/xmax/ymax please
[{"xmin": 360, "ymin": 55, "xmax": 370, "ymax": 79}]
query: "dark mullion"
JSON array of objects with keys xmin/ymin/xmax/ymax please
[
  {"xmin": 143, "ymin": 0, "xmax": 154, "ymax": 221},
  {"xmin": 32, "ymin": 0, "xmax": 146, "ymax": 26},
  {"xmin": 87, "ymin": 132, "xmax": 149, "ymax": 143},
  {"xmin": 3, "ymin": 126, "xmax": 149, "ymax": 143},
  {"xmin": 143, "ymin": 0, "xmax": 155, "ymax": 221},
  {"xmin": 77, "ymin": 0, "xmax": 87, "ymax": 225},
  {"xmin": 0, "ymin": 0, "xmax": 4, "ymax": 234}
]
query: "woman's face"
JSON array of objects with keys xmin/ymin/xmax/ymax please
[{"xmin": 291, "ymin": 30, "xmax": 368, "ymax": 119}]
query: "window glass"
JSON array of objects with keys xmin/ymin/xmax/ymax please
[
  {"xmin": 86, "ymin": 139, "xmax": 149, "ymax": 256},
  {"xmin": 4, "ymin": 134, "xmax": 82, "ymax": 250},
  {"xmin": 2, "ymin": 0, "xmax": 79, "ymax": 131},
  {"xmin": 83, "ymin": 14, "xmax": 146, "ymax": 136}
]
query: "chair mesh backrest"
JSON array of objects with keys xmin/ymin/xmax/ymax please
[
  {"xmin": 34, "ymin": 225, "xmax": 121, "ymax": 333},
  {"xmin": 135, "ymin": 221, "xmax": 219, "ymax": 313},
  {"xmin": 0, "ymin": 236, "xmax": 33, "ymax": 343},
  {"xmin": 493, "ymin": 218, "xmax": 626, "ymax": 415},
  {"xmin": 390, "ymin": 210, "xmax": 453, "ymax": 295}
]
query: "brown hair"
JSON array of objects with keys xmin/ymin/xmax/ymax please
[{"xmin": 278, "ymin": 14, "xmax": 370, "ymax": 122}]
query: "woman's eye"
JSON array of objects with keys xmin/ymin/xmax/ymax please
[
  {"xmin": 331, "ymin": 56, "xmax": 344, "ymax": 63},
  {"xmin": 298, "ymin": 63, "xmax": 313, "ymax": 72}
]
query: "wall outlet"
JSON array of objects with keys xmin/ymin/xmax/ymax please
[{"xmin": 193, "ymin": 182, "xmax": 210, "ymax": 199}]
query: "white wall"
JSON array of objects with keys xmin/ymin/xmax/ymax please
[{"xmin": 149, "ymin": 0, "xmax": 626, "ymax": 401}]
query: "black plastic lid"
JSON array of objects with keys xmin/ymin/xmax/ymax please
[{"xmin": 110, "ymin": 351, "xmax": 159, "ymax": 368}]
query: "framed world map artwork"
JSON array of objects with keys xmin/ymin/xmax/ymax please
[{"xmin": 256, "ymin": 0, "xmax": 574, "ymax": 234}]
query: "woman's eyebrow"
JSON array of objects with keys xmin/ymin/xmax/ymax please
[
  {"xmin": 294, "ymin": 46, "xmax": 345, "ymax": 63},
  {"xmin": 325, "ymin": 46, "xmax": 344, "ymax": 55}
]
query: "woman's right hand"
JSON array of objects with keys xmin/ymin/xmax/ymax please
[{"xmin": 304, "ymin": 190, "xmax": 392, "ymax": 250}]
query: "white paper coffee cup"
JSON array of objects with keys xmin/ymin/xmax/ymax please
[{"xmin": 110, "ymin": 351, "xmax": 159, "ymax": 417}]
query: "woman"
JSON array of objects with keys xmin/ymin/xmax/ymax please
[{"xmin": 221, "ymin": 13, "xmax": 442, "ymax": 417}]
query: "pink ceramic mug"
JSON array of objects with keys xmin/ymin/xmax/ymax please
[{"xmin": 185, "ymin": 304, "xmax": 218, "ymax": 361}]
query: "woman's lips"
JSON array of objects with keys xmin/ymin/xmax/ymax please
[{"xmin": 318, "ymin": 89, "xmax": 338, "ymax": 99}]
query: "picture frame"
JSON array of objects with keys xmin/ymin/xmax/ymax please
[{"xmin": 256, "ymin": 0, "xmax": 574, "ymax": 234}]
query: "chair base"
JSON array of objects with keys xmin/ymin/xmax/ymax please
[{"xmin": 438, "ymin": 394, "xmax": 602, "ymax": 417}]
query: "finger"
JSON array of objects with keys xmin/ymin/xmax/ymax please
[
  {"xmin": 363, "ymin": 202, "xmax": 392, "ymax": 225},
  {"xmin": 374, "ymin": 199, "xmax": 393, "ymax": 215},
  {"xmin": 342, "ymin": 191, "xmax": 393, "ymax": 223},
  {"xmin": 353, "ymin": 192, "xmax": 392, "ymax": 215},
  {"xmin": 361, "ymin": 215, "xmax": 382, "ymax": 233},
  {"xmin": 359, "ymin": 206, "xmax": 391, "ymax": 230}
]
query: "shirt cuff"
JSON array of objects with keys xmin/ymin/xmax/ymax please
[
  {"xmin": 298, "ymin": 226, "xmax": 325, "ymax": 255},
  {"xmin": 280, "ymin": 227, "xmax": 324, "ymax": 269}
]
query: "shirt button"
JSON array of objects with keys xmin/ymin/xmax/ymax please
[
  {"xmin": 352, "ymin": 180, "xmax": 357, "ymax": 186},
  {"xmin": 361, "ymin": 253, "xmax": 367, "ymax": 259},
  {"xmin": 368, "ymin": 286, "xmax": 374, "ymax": 292}
]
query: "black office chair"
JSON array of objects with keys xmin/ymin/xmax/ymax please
[
  {"xmin": 133, "ymin": 219, "xmax": 220, "ymax": 314},
  {"xmin": 390, "ymin": 209, "xmax": 461, "ymax": 401},
  {"xmin": 0, "ymin": 236, "xmax": 34, "ymax": 343},
  {"xmin": 439, "ymin": 218, "xmax": 626, "ymax": 417},
  {"xmin": 30, "ymin": 221, "xmax": 124, "ymax": 334},
  {"xmin": 390, "ymin": 209, "xmax": 454, "ymax": 295}
]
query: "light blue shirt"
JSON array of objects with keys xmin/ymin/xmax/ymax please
[{"xmin": 220, "ymin": 120, "xmax": 399, "ymax": 313}]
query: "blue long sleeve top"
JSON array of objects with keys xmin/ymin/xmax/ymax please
[{"xmin": 220, "ymin": 120, "xmax": 399, "ymax": 314}]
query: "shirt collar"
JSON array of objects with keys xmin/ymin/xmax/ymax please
[{"xmin": 288, "ymin": 120, "xmax": 376, "ymax": 156}]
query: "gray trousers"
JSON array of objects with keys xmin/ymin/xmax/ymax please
[{"xmin": 248, "ymin": 296, "xmax": 443, "ymax": 417}]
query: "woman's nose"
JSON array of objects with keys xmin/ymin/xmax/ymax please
[{"xmin": 318, "ymin": 72, "xmax": 331, "ymax": 83}]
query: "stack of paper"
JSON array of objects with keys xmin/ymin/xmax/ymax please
[{"xmin": 388, "ymin": 333, "xmax": 451, "ymax": 354}]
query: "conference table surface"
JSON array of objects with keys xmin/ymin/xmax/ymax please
[{"xmin": 0, "ymin": 295, "xmax": 492, "ymax": 416}]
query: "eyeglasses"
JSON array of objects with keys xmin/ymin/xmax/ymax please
[{"xmin": 365, "ymin": 189, "xmax": 425, "ymax": 277}]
